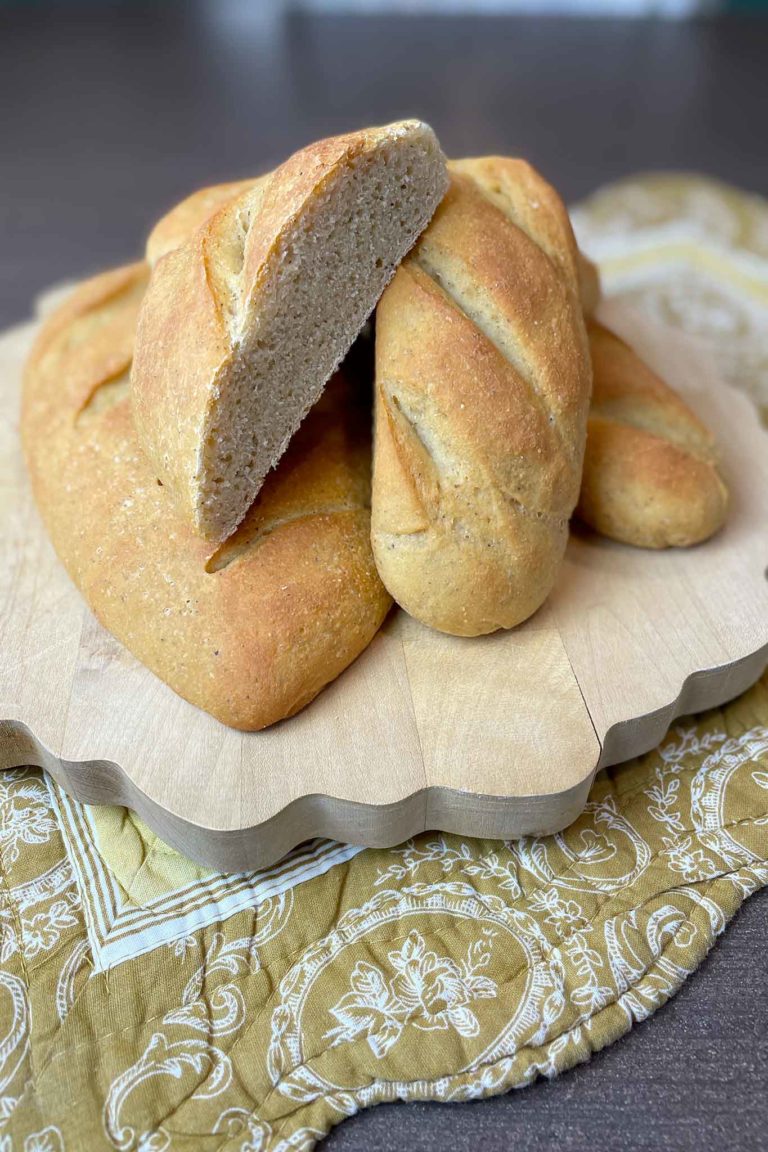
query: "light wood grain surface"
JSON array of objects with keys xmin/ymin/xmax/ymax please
[{"xmin": 1, "ymin": 296, "xmax": 767, "ymax": 870}]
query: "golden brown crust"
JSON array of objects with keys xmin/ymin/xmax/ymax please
[
  {"xmin": 371, "ymin": 158, "xmax": 592, "ymax": 636},
  {"xmin": 146, "ymin": 178, "xmax": 262, "ymax": 266},
  {"xmin": 577, "ymin": 319, "xmax": 728, "ymax": 548},
  {"xmin": 22, "ymin": 265, "xmax": 391, "ymax": 730}
]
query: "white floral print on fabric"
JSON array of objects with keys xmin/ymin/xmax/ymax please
[
  {"xmin": 326, "ymin": 929, "xmax": 498, "ymax": 1056},
  {"xmin": 0, "ymin": 773, "xmax": 57, "ymax": 870}
]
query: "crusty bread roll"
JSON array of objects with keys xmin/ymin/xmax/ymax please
[
  {"xmin": 132, "ymin": 121, "xmax": 448, "ymax": 543},
  {"xmin": 569, "ymin": 249, "xmax": 726, "ymax": 545},
  {"xmin": 371, "ymin": 157, "xmax": 592, "ymax": 637},
  {"xmin": 577, "ymin": 319, "xmax": 728, "ymax": 548},
  {"xmin": 22, "ymin": 264, "xmax": 391, "ymax": 730}
]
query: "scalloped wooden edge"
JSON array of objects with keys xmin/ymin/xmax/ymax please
[
  {"xmin": 2, "ymin": 637, "xmax": 767, "ymax": 872},
  {"xmin": 2, "ymin": 297, "xmax": 768, "ymax": 872}
]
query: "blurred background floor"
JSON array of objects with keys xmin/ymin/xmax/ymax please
[
  {"xmin": 1, "ymin": 3, "xmax": 768, "ymax": 326},
  {"xmin": 1, "ymin": 4, "xmax": 767, "ymax": 1149}
]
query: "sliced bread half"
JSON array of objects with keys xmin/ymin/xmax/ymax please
[{"xmin": 132, "ymin": 120, "xmax": 448, "ymax": 542}]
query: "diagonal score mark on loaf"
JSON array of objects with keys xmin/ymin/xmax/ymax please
[
  {"xmin": 460, "ymin": 168, "xmax": 587, "ymax": 473},
  {"xmin": 31, "ymin": 264, "xmax": 149, "ymax": 432},
  {"xmin": 405, "ymin": 252, "xmax": 576, "ymax": 529},
  {"xmin": 205, "ymin": 503, "xmax": 368, "ymax": 573},
  {"xmin": 37, "ymin": 266, "xmax": 146, "ymax": 427},
  {"xmin": 412, "ymin": 251, "xmax": 575, "ymax": 476},
  {"xmin": 382, "ymin": 378, "xmax": 565, "ymax": 534},
  {"xmin": 202, "ymin": 194, "xmax": 260, "ymax": 341},
  {"xmin": 75, "ymin": 366, "xmax": 131, "ymax": 426},
  {"xmin": 414, "ymin": 174, "xmax": 583, "ymax": 476},
  {"xmin": 591, "ymin": 412, "xmax": 715, "ymax": 469},
  {"xmin": 377, "ymin": 385, "xmax": 442, "ymax": 536},
  {"xmin": 463, "ymin": 169, "xmax": 577, "ymax": 286},
  {"xmin": 589, "ymin": 391, "xmax": 717, "ymax": 465},
  {"xmin": 36, "ymin": 266, "xmax": 146, "ymax": 365},
  {"xmin": 584, "ymin": 322, "xmax": 720, "ymax": 465}
]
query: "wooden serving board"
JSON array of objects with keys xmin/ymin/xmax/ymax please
[{"xmin": 2, "ymin": 296, "xmax": 767, "ymax": 872}]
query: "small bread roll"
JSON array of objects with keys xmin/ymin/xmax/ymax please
[{"xmin": 578, "ymin": 319, "xmax": 728, "ymax": 548}]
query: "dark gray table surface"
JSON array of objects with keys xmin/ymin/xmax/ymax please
[{"xmin": 2, "ymin": 4, "xmax": 767, "ymax": 1149}]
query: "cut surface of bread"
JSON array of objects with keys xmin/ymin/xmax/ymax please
[
  {"xmin": 22, "ymin": 264, "xmax": 391, "ymax": 730},
  {"xmin": 578, "ymin": 319, "xmax": 728, "ymax": 548},
  {"xmin": 132, "ymin": 121, "xmax": 448, "ymax": 543},
  {"xmin": 371, "ymin": 157, "xmax": 592, "ymax": 637}
]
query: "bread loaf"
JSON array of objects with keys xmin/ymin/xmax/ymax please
[
  {"xmin": 132, "ymin": 121, "xmax": 448, "ymax": 543},
  {"xmin": 578, "ymin": 319, "xmax": 728, "ymax": 548},
  {"xmin": 371, "ymin": 157, "xmax": 592, "ymax": 637},
  {"xmin": 22, "ymin": 264, "xmax": 391, "ymax": 730}
]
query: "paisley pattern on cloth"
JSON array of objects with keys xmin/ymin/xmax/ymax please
[{"xmin": 2, "ymin": 174, "xmax": 768, "ymax": 1151}]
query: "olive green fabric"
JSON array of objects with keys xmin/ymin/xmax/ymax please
[{"xmin": 1, "ymin": 174, "xmax": 767, "ymax": 1152}]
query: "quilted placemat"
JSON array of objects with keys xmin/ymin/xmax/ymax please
[{"xmin": 1, "ymin": 173, "xmax": 768, "ymax": 1151}]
